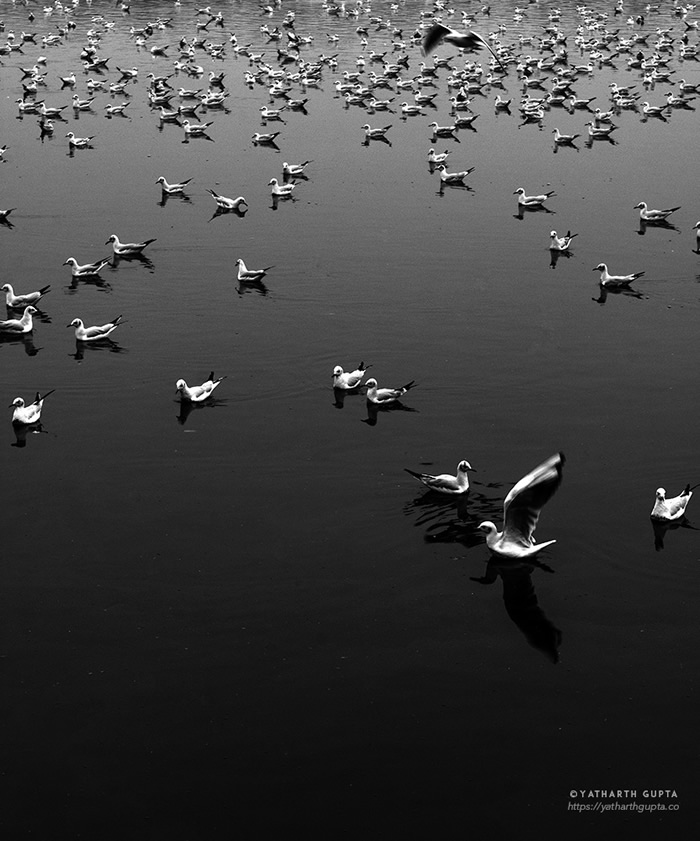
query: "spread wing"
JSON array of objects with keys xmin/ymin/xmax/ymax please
[{"xmin": 502, "ymin": 453, "xmax": 565, "ymax": 545}]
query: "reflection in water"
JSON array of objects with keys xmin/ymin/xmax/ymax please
[
  {"xmin": 549, "ymin": 249, "xmax": 573, "ymax": 270},
  {"xmin": 650, "ymin": 516, "xmax": 699, "ymax": 551},
  {"xmin": 637, "ymin": 219, "xmax": 680, "ymax": 236},
  {"xmin": 209, "ymin": 206, "xmax": 247, "ymax": 222},
  {"xmin": 0, "ymin": 332, "xmax": 40, "ymax": 356},
  {"xmin": 362, "ymin": 399, "xmax": 418, "ymax": 426},
  {"xmin": 66, "ymin": 273, "xmax": 113, "ymax": 293},
  {"xmin": 11, "ymin": 422, "xmax": 49, "ymax": 449},
  {"xmin": 237, "ymin": 279, "xmax": 268, "ymax": 297},
  {"xmin": 471, "ymin": 556, "xmax": 563, "ymax": 664},
  {"xmin": 592, "ymin": 285, "xmax": 646, "ymax": 305},
  {"xmin": 111, "ymin": 253, "xmax": 155, "ymax": 272},
  {"xmin": 71, "ymin": 338, "xmax": 125, "ymax": 361},
  {"xmin": 176, "ymin": 397, "xmax": 226, "ymax": 427}
]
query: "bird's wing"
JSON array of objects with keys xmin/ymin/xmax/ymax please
[
  {"xmin": 502, "ymin": 453, "xmax": 565, "ymax": 545},
  {"xmin": 421, "ymin": 23, "xmax": 452, "ymax": 56}
]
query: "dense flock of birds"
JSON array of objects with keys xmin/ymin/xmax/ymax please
[{"xmin": 2, "ymin": 0, "xmax": 699, "ymax": 558}]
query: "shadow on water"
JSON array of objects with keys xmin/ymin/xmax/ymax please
[{"xmin": 650, "ymin": 516, "xmax": 699, "ymax": 551}]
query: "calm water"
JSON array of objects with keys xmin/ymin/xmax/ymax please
[{"xmin": 2, "ymin": 0, "xmax": 699, "ymax": 837}]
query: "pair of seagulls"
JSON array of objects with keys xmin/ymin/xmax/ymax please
[
  {"xmin": 406, "ymin": 452, "xmax": 566, "ymax": 559},
  {"xmin": 332, "ymin": 362, "xmax": 416, "ymax": 406}
]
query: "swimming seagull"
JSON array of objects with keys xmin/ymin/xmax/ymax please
[
  {"xmin": 593, "ymin": 263, "xmax": 645, "ymax": 288},
  {"xmin": 176, "ymin": 372, "xmax": 226, "ymax": 402},
  {"xmin": 269, "ymin": 178, "xmax": 295, "ymax": 197},
  {"xmin": 68, "ymin": 315, "xmax": 123, "ymax": 341},
  {"xmin": 514, "ymin": 187, "xmax": 556, "ymax": 207},
  {"xmin": 404, "ymin": 460, "xmax": 474, "ymax": 495},
  {"xmin": 478, "ymin": 452, "xmax": 565, "ymax": 558},
  {"xmin": 633, "ymin": 201, "xmax": 681, "ymax": 223},
  {"xmin": 365, "ymin": 377, "xmax": 416, "ymax": 405},
  {"xmin": 207, "ymin": 189, "xmax": 247, "ymax": 211},
  {"xmin": 421, "ymin": 22, "xmax": 505, "ymax": 70},
  {"xmin": 437, "ymin": 164, "xmax": 474, "ymax": 184},
  {"xmin": 332, "ymin": 362, "xmax": 371, "ymax": 390},
  {"xmin": 66, "ymin": 131, "xmax": 95, "ymax": 148},
  {"xmin": 2, "ymin": 282, "xmax": 50, "ymax": 308},
  {"xmin": 361, "ymin": 123, "xmax": 392, "ymax": 139},
  {"xmin": 549, "ymin": 230, "xmax": 578, "ymax": 251},
  {"xmin": 63, "ymin": 257, "xmax": 111, "ymax": 277},
  {"xmin": 552, "ymin": 127, "xmax": 580, "ymax": 145},
  {"xmin": 155, "ymin": 176, "xmax": 192, "ymax": 193},
  {"xmin": 235, "ymin": 258, "xmax": 273, "ymax": 282},
  {"xmin": 0, "ymin": 306, "xmax": 37, "ymax": 334},
  {"xmin": 10, "ymin": 390, "xmax": 55, "ymax": 425},
  {"xmin": 650, "ymin": 484, "xmax": 695, "ymax": 521},
  {"xmin": 106, "ymin": 234, "xmax": 156, "ymax": 256},
  {"xmin": 282, "ymin": 160, "xmax": 311, "ymax": 177}
]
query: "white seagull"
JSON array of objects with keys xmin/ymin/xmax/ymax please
[
  {"xmin": 176, "ymin": 372, "xmax": 226, "ymax": 402},
  {"xmin": 404, "ymin": 460, "xmax": 474, "ymax": 495},
  {"xmin": 633, "ymin": 201, "xmax": 681, "ymax": 223},
  {"xmin": 478, "ymin": 452, "xmax": 565, "ymax": 558},
  {"xmin": 66, "ymin": 132, "xmax": 95, "ymax": 148},
  {"xmin": 0, "ymin": 305, "xmax": 37, "ymax": 334},
  {"xmin": 421, "ymin": 23, "xmax": 505, "ymax": 70},
  {"xmin": 10, "ymin": 389, "xmax": 55, "ymax": 425},
  {"xmin": 365, "ymin": 377, "xmax": 416, "ymax": 405},
  {"xmin": 283, "ymin": 160, "xmax": 311, "ymax": 177},
  {"xmin": 650, "ymin": 485, "xmax": 694, "ymax": 521},
  {"xmin": 68, "ymin": 315, "xmax": 123, "ymax": 341},
  {"xmin": 235, "ymin": 258, "xmax": 273, "ymax": 283},
  {"xmin": 155, "ymin": 176, "xmax": 192, "ymax": 194},
  {"xmin": 269, "ymin": 178, "xmax": 295, "ymax": 197},
  {"xmin": 549, "ymin": 230, "xmax": 578, "ymax": 251},
  {"xmin": 207, "ymin": 189, "xmax": 247, "ymax": 211},
  {"xmin": 2, "ymin": 282, "xmax": 50, "ymax": 308},
  {"xmin": 106, "ymin": 234, "xmax": 156, "ymax": 256},
  {"xmin": 593, "ymin": 263, "xmax": 645, "ymax": 288},
  {"xmin": 437, "ymin": 164, "xmax": 474, "ymax": 184},
  {"xmin": 361, "ymin": 123, "xmax": 392, "ymax": 139},
  {"xmin": 332, "ymin": 362, "xmax": 371, "ymax": 390},
  {"xmin": 63, "ymin": 257, "xmax": 111, "ymax": 277},
  {"xmin": 514, "ymin": 187, "xmax": 556, "ymax": 207}
]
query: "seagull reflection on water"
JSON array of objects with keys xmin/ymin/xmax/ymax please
[
  {"xmin": 637, "ymin": 218, "xmax": 680, "ymax": 236},
  {"xmin": 0, "ymin": 331, "xmax": 40, "ymax": 356},
  {"xmin": 176, "ymin": 397, "xmax": 227, "ymax": 427},
  {"xmin": 470, "ymin": 556, "xmax": 562, "ymax": 664},
  {"xmin": 11, "ymin": 422, "xmax": 50, "ymax": 449},
  {"xmin": 71, "ymin": 338, "xmax": 124, "ymax": 361},
  {"xmin": 592, "ymin": 285, "xmax": 646, "ymax": 305},
  {"xmin": 650, "ymin": 516, "xmax": 699, "ymax": 551},
  {"xmin": 362, "ymin": 399, "xmax": 418, "ymax": 426}
]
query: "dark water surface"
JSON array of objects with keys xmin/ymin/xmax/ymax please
[{"xmin": 2, "ymin": 0, "xmax": 699, "ymax": 837}]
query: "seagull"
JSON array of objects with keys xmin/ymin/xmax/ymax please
[
  {"xmin": 104, "ymin": 102, "xmax": 130, "ymax": 116},
  {"xmin": 71, "ymin": 94, "xmax": 95, "ymax": 110},
  {"xmin": 0, "ymin": 208, "xmax": 15, "ymax": 221},
  {"xmin": 437, "ymin": 164, "xmax": 474, "ymax": 184},
  {"xmin": 428, "ymin": 121, "xmax": 458, "ymax": 138},
  {"xmin": 694, "ymin": 221, "xmax": 700, "ymax": 249},
  {"xmin": 427, "ymin": 148, "xmax": 451, "ymax": 164},
  {"xmin": 361, "ymin": 123, "xmax": 392, "ymax": 139},
  {"xmin": 183, "ymin": 119, "xmax": 213, "ymax": 135},
  {"xmin": 365, "ymin": 377, "xmax": 416, "ymax": 405},
  {"xmin": 332, "ymin": 362, "xmax": 371, "ymax": 390},
  {"xmin": 0, "ymin": 305, "xmax": 37, "ymax": 334},
  {"xmin": 252, "ymin": 131, "xmax": 281, "ymax": 144},
  {"xmin": 650, "ymin": 485, "xmax": 695, "ymax": 521},
  {"xmin": 269, "ymin": 178, "xmax": 295, "ymax": 197},
  {"xmin": 633, "ymin": 201, "xmax": 681, "ymax": 223},
  {"xmin": 176, "ymin": 372, "xmax": 226, "ymax": 402},
  {"xmin": 207, "ymin": 189, "xmax": 247, "ymax": 211},
  {"xmin": 478, "ymin": 452, "xmax": 565, "ymax": 558},
  {"xmin": 404, "ymin": 460, "xmax": 474, "ymax": 495},
  {"xmin": 235, "ymin": 258, "xmax": 273, "ymax": 283},
  {"xmin": 593, "ymin": 263, "xmax": 645, "ymax": 287},
  {"xmin": 549, "ymin": 230, "xmax": 578, "ymax": 251},
  {"xmin": 552, "ymin": 127, "xmax": 580, "ymax": 145},
  {"xmin": 514, "ymin": 187, "xmax": 556, "ymax": 206},
  {"xmin": 66, "ymin": 132, "xmax": 95, "ymax": 148},
  {"xmin": 585, "ymin": 121, "xmax": 617, "ymax": 137},
  {"xmin": 2, "ymin": 282, "xmax": 50, "ymax": 308},
  {"xmin": 106, "ymin": 234, "xmax": 156, "ymax": 256},
  {"xmin": 155, "ymin": 176, "xmax": 192, "ymax": 194},
  {"xmin": 10, "ymin": 389, "xmax": 55, "ymax": 425},
  {"xmin": 68, "ymin": 315, "xmax": 123, "ymax": 341},
  {"xmin": 421, "ymin": 22, "xmax": 505, "ymax": 70},
  {"xmin": 63, "ymin": 257, "xmax": 111, "ymax": 277},
  {"xmin": 282, "ymin": 160, "xmax": 311, "ymax": 177}
]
